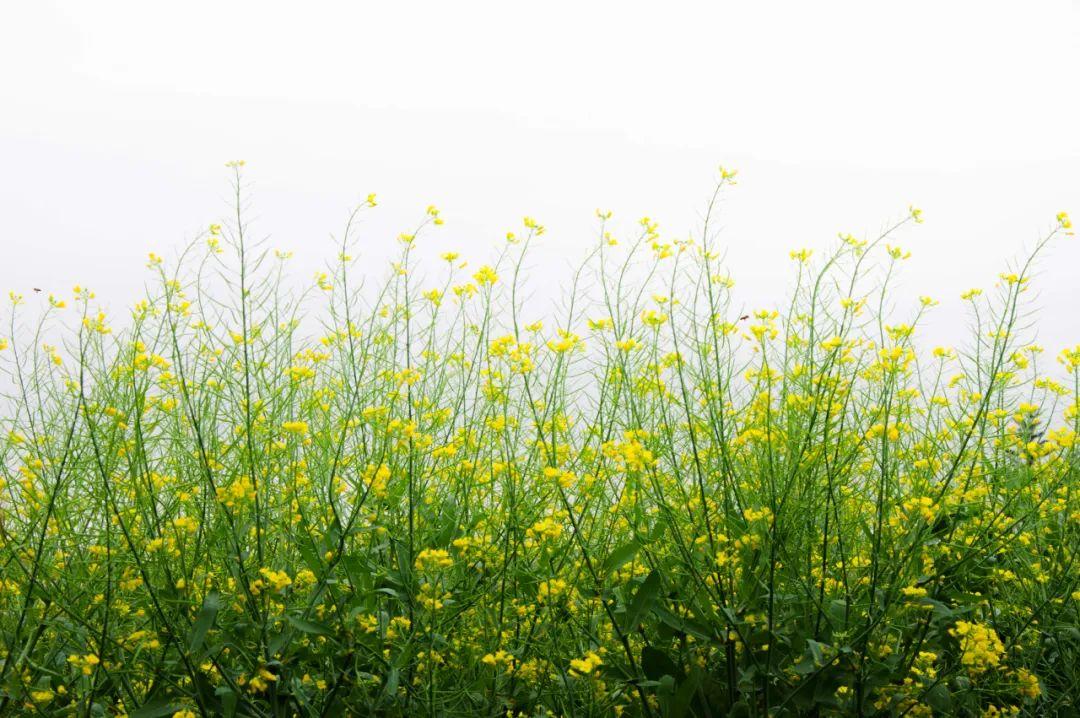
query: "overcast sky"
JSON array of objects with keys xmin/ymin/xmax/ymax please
[{"xmin": 2, "ymin": 1, "xmax": 1078, "ymax": 352}]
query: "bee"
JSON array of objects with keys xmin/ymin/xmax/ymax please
[
  {"xmin": 739, "ymin": 315, "xmax": 749, "ymax": 321},
  {"xmin": 33, "ymin": 288, "xmax": 42, "ymax": 293}
]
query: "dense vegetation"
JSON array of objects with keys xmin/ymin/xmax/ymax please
[{"xmin": 1, "ymin": 166, "xmax": 1077, "ymax": 717}]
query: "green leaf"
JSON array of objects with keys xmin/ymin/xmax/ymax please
[
  {"xmin": 130, "ymin": 699, "xmax": 183, "ymax": 718},
  {"xmin": 286, "ymin": 615, "xmax": 332, "ymax": 636},
  {"xmin": 602, "ymin": 541, "xmax": 640, "ymax": 575},
  {"xmin": 433, "ymin": 505, "xmax": 460, "ymax": 546},
  {"xmin": 189, "ymin": 590, "xmax": 221, "ymax": 654},
  {"xmin": 728, "ymin": 700, "xmax": 751, "ymax": 718},
  {"xmin": 267, "ymin": 630, "xmax": 289, "ymax": 657},
  {"xmin": 670, "ymin": 668, "xmax": 701, "ymax": 718},
  {"xmin": 826, "ymin": 599, "xmax": 848, "ymax": 625},
  {"xmin": 394, "ymin": 540, "xmax": 413, "ymax": 586},
  {"xmin": 341, "ymin": 553, "xmax": 370, "ymax": 589},
  {"xmin": 623, "ymin": 569, "xmax": 662, "ymax": 633},
  {"xmin": 382, "ymin": 666, "xmax": 400, "ymax": 700},
  {"xmin": 653, "ymin": 606, "xmax": 713, "ymax": 641},
  {"xmin": 296, "ymin": 529, "xmax": 322, "ymax": 573},
  {"xmin": 925, "ymin": 682, "xmax": 952, "ymax": 712},
  {"xmin": 641, "ymin": 645, "xmax": 680, "ymax": 681},
  {"xmin": 215, "ymin": 686, "xmax": 238, "ymax": 718}
]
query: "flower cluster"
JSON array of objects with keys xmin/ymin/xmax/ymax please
[{"xmin": 0, "ymin": 171, "xmax": 1074, "ymax": 716}]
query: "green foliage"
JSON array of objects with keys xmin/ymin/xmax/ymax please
[{"xmin": 0, "ymin": 169, "xmax": 1076, "ymax": 716}]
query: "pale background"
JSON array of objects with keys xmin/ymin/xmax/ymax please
[{"xmin": 2, "ymin": 1, "xmax": 1078, "ymax": 352}]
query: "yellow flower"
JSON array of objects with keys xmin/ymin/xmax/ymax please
[
  {"xmin": 640, "ymin": 309, "xmax": 668, "ymax": 327},
  {"xmin": 481, "ymin": 649, "xmax": 514, "ymax": 669},
  {"xmin": 418, "ymin": 581, "xmax": 451, "ymax": 610},
  {"xmin": 286, "ymin": 365, "xmax": 316, "ymax": 382},
  {"xmin": 543, "ymin": 466, "xmax": 576, "ymax": 489},
  {"xmin": 394, "ymin": 367, "xmax": 422, "ymax": 387},
  {"xmin": 526, "ymin": 517, "xmax": 563, "ymax": 542},
  {"xmin": 415, "ymin": 548, "xmax": 454, "ymax": 572},
  {"xmin": 216, "ymin": 476, "xmax": 256, "ymax": 507},
  {"xmin": 589, "ymin": 317, "xmax": 613, "ymax": 331},
  {"xmin": 569, "ymin": 651, "xmax": 603, "ymax": 677},
  {"xmin": 473, "ymin": 265, "xmax": 498, "ymax": 286},
  {"xmin": 547, "ymin": 329, "xmax": 581, "ymax": 354},
  {"xmin": 949, "ymin": 620, "xmax": 1004, "ymax": 674},
  {"xmin": 282, "ymin": 421, "xmax": 309, "ymax": 436},
  {"xmin": 68, "ymin": 653, "xmax": 101, "ymax": 675},
  {"xmin": 743, "ymin": 507, "xmax": 773, "ymax": 523},
  {"xmin": 885, "ymin": 244, "xmax": 911, "ymax": 260},
  {"xmin": 30, "ymin": 690, "xmax": 54, "ymax": 703},
  {"xmin": 961, "ymin": 288, "xmax": 983, "ymax": 300},
  {"xmin": 1060, "ymin": 345, "xmax": 1080, "ymax": 372},
  {"xmin": 258, "ymin": 567, "xmax": 293, "ymax": 593},
  {"xmin": 537, "ymin": 578, "xmax": 570, "ymax": 603},
  {"xmin": 248, "ymin": 667, "xmax": 279, "ymax": 693},
  {"xmin": 901, "ymin": 585, "xmax": 928, "ymax": 600},
  {"xmin": 523, "ymin": 216, "xmax": 545, "ymax": 235},
  {"xmin": 1015, "ymin": 668, "xmax": 1041, "ymax": 698}
]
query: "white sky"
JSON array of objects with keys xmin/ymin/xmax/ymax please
[{"xmin": 2, "ymin": 0, "xmax": 1078, "ymax": 352}]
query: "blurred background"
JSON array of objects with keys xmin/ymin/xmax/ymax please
[{"xmin": 1, "ymin": 0, "xmax": 1078, "ymax": 351}]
